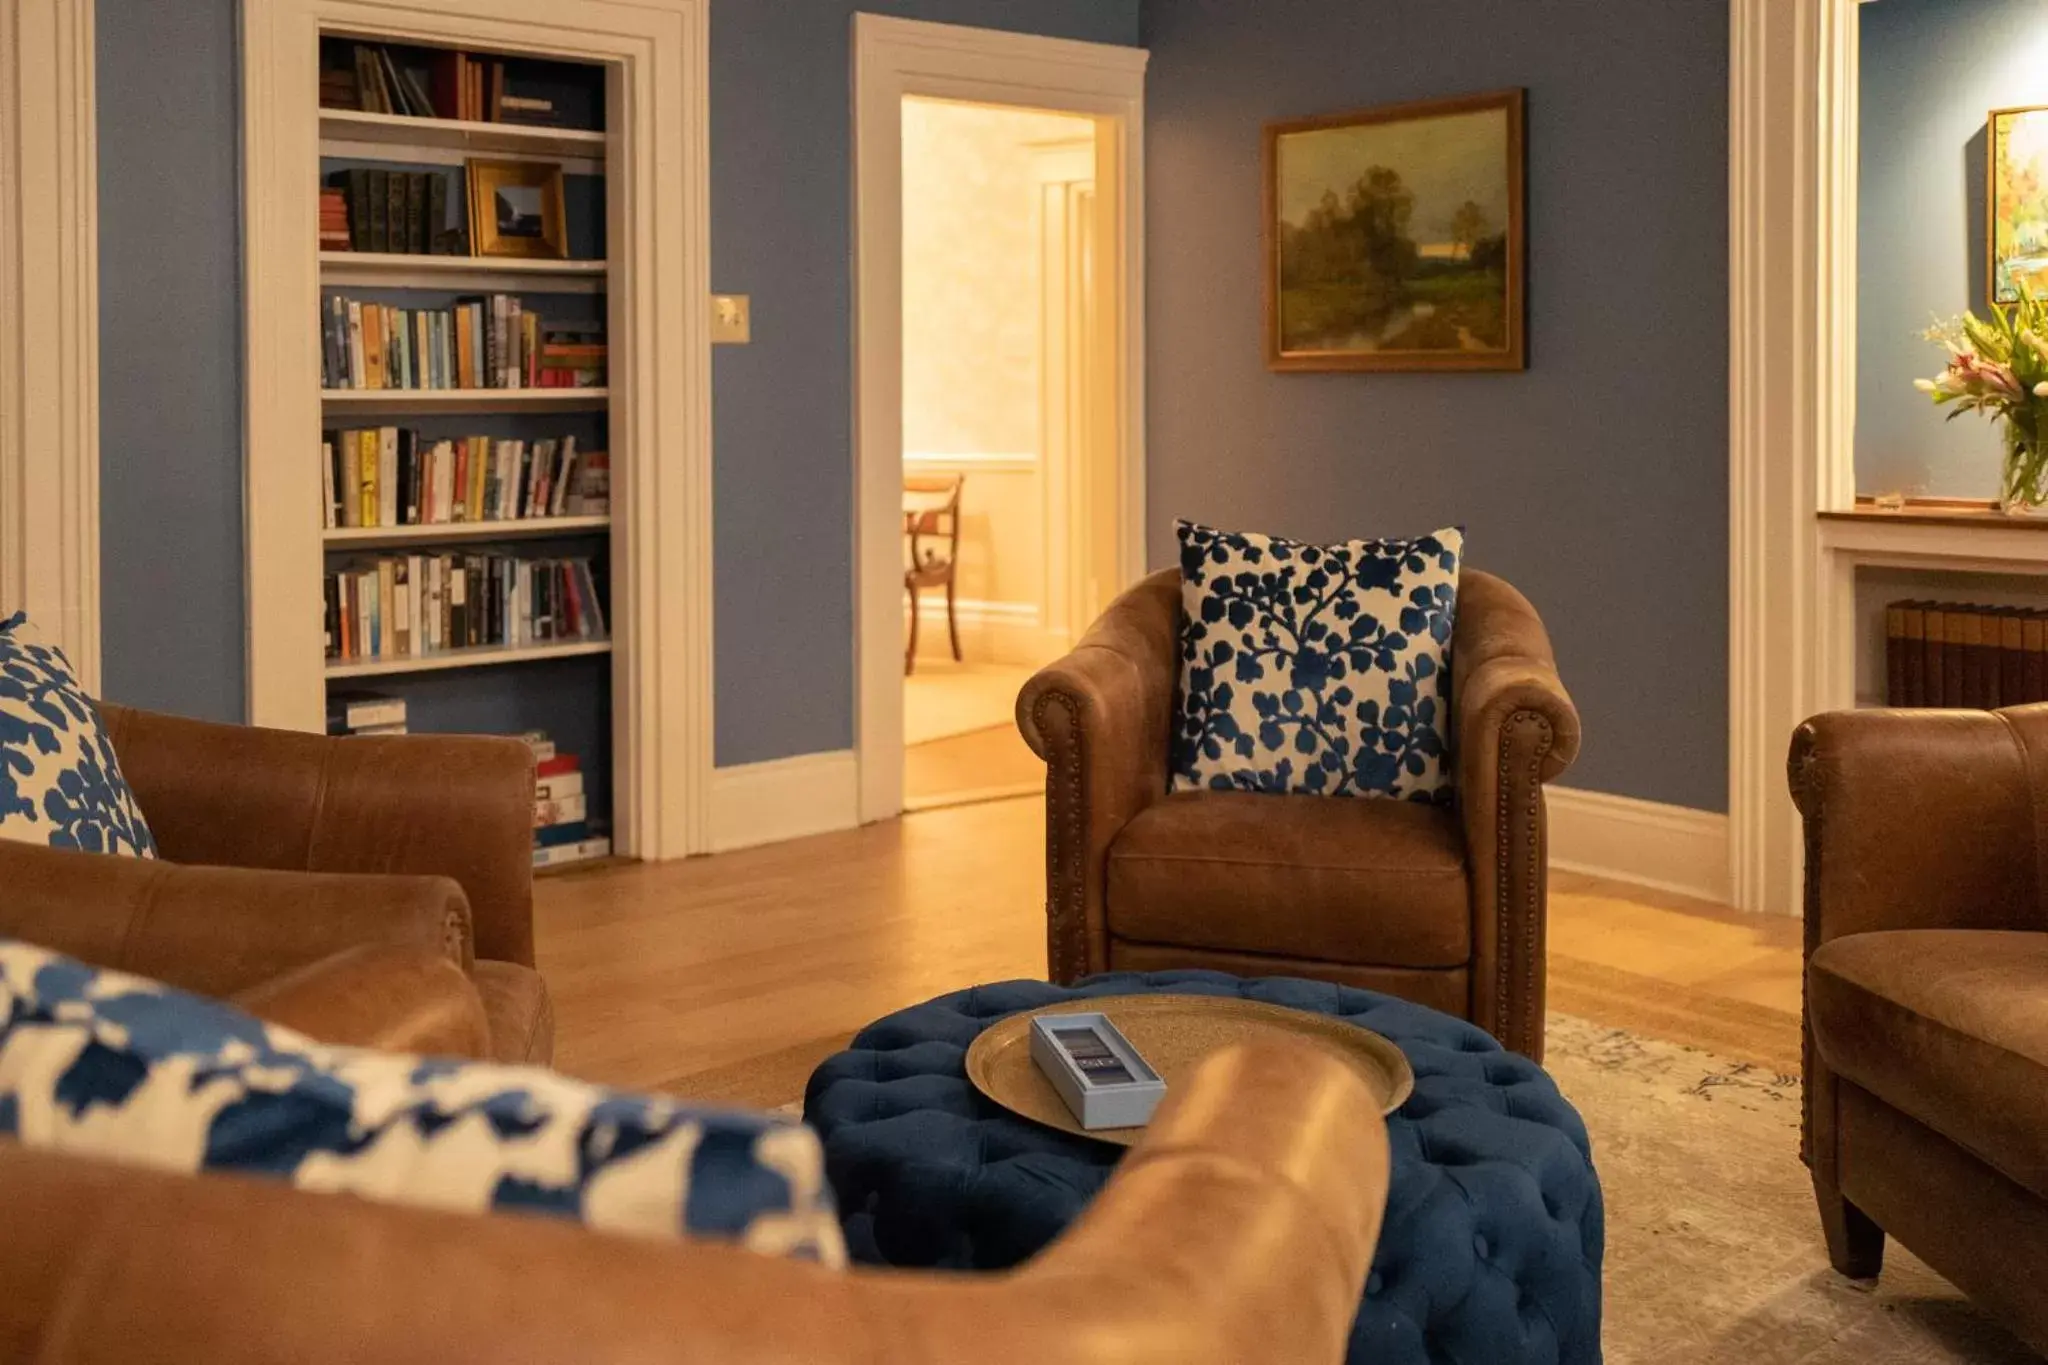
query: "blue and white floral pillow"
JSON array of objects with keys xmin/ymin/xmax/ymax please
[
  {"xmin": 1172, "ymin": 520, "xmax": 1462, "ymax": 803},
  {"xmin": 0, "ymin": 937, "xmax": 845, "ymax": 1264},
  {"xmin": 0, "ymin": 613, "xmax": 155, "ymax": 856}
]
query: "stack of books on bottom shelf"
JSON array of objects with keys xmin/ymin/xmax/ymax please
[
  {"xmin": 527, "ymin": 731, "xmax": 610, "ymax": 870},
  {"xmin": 327, "ymin": 690, "xmax": 407, "ymax": 736},
  {"xmin": 1885, "ymin": 599, "xmax": 2048, "ymax": 708}
]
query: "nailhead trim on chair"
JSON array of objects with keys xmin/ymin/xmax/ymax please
[
  {"xmin": 1034, "ymin": 689, "xmax": 1091, "ymax": 984},
  {"xmin": 1494, "ymin": 710, "xmax": 1553, "ymax": 1059}
]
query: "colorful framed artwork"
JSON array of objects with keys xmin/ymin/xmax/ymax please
[
  {"xmin": 465, "ymin": 158, "xmax": 568, "ymax": 260},
  {"xmin": 1264, "ymin": 89, "xmax": 1526, "ymax": 372},
  {"xmin": 1990, "ymin": 105, "xmax": 2048, "ymax": 305}
]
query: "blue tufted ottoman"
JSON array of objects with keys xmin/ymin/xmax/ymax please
[{"xmin": 805, "ymin": 971, "xmax": 1602, "ymax": 1365}]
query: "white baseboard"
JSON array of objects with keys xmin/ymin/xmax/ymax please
[
  {"xmin": 708, "ymin": 750, "xmax": 860, "ymax": 854},
  {"xmin": 1546, "ymin": 786, "xmax": 1733, "ymax": 906},
  {"xmin": 910, "ymin": 595, "xmax": 1067, "ymax": 666}
]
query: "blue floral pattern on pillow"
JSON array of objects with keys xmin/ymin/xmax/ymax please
[
  {"xmin": 0, "ymin": 937, "xmax": 845, "ymax": 1263},
  {"xmin": 1172, "ymin": 521, "xmax": 1462, "ymax": 802},
  {"xmin": 0, "ymin": 613, "xmax": 155, "ymax": 856}
]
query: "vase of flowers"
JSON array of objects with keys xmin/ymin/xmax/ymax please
[{"xmin": 1919, "ymin": 286, "xmax": 2048, "ymax": 514}]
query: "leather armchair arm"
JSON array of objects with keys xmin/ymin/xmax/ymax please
[
  {"xmin": 0, "ymin": 1039, "xmax": 1387, "ymax": 1365},
  {"xmin": 100, "ymin": 704, "xmax": 538, "ymax": 967},
  {"xmin": 0, "ymin": 839, "xmax": 471, "ymax": 999},
  {"xmin": 231, "ymin": 944, "xmax": 491, "ymax": 1057},
  {"xmin": 1018, "ymin": 570, "xmax": 1181, "ymax": 982},
  {"xmin": 1451, "ymin": 570, "xmax": 1580, "ymax": 1059},
  {"xmin": 1787, "ymin": 708, "xmax": 2048, "ymax": 943}
]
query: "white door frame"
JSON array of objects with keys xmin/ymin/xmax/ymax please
[
  {"xmin": 241, "ymin": 0, "xmax": 714, "ymax": 859},
  {"xmin": 1727, "ymin": 0, "xmax": 1861, "ymax": 914},
  {"xmin": 852, "ymin": 14, "xmax": 1148, "ymax": 824},
  {"xmin": 1033, "ymin": 135, "xmax": 1104, "ymax": 649},
  {"xmin": 0, "ymin": 0, "xmax": 101, "ymax": 689}
]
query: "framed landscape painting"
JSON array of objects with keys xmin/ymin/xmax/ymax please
[
  {"xmin": 1265, "ymin": 89, "xmax": 1526, "ymax": 372},
  {"xmin": 1990, "ymin": 104, "xmax": 2048, "ymax": 305}
]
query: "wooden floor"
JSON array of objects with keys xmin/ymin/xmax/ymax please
[{"xmin": 534, "ymin": 797, "xmax": 1804, "ymax": 1107}]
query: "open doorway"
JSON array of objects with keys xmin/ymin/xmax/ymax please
[
  {"xmin": 852, "ymin": 16, "xmax": 1148, "ymax": 824},
  {"xmin": 899, "ymin": 99, "xmax": 1100, "ymax": 811}
]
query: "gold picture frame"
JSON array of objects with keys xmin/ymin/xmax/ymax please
[
  {"xmin": 1264, "ymin": 89, "xmax": 1526, "ymax": 372},
  {"xmin": 1989, "ymin": 104, "xmax": 2048, "ymax": 306},
  {"xmin": 466, "ymin": 158, "xmax": 568, "ymax": 260}
]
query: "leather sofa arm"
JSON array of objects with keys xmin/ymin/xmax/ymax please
[
  {"xmin": 0, "ymin": 1039, "xmax": 1387, "ymax": 1365},
  {"xmin": 1018, "ymin": 569, "xmax": 1181, "ymax": 982},
  {"xmin": 1451, "ymin": 569, "xmax": 1580, "ymax": 1059},
  {"xmin": 1788, "ymin": 708, "xmax": 2048, "ymax": 944},
  {"xmin": 0, "ymin": 839, "xmax": 471, "ymax": 999},
  {"xmin": 100, "ymin": 703, "xmax": 538, "ymax": 967},
  {"xmin": 231, "ymin": 944, "xmax": 492, "ymax": 1057}
]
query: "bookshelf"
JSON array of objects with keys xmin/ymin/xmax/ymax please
[
  {"xmin": 243, "ymin": 0, "xmax": 712, "ymax": 861},
  {"xmin": 325, "ymin": 638, "xmax": 613, "ymax": 680}
]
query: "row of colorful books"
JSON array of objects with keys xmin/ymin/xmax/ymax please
[
  {"xmin": 1884, "ymin": 600, "xmax": 2048, "ymax": 707},
  {"xmin": 321, "ymin": 430, "xmax": 606, "ymax": 530},
  {"xmin": 322, "ymin": 169, "xmax": 466, "ymax": 256},
  {"xmin": 524, "ymin": 732, "xmax": 612, "ymax": 869},
  {"xmin": 325, "ymin": 553, "xmax": 607, "ymax": 663},
  {"xmin": 321, "ymin": 294, "xmax": 606, "ymax": 391}
]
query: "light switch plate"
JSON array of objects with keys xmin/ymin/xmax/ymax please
[{"xmin": 711, "ymin": 294, "xmax": 751, "ymax": 345}]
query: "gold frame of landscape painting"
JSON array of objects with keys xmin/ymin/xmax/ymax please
[
  {"xmin": 1265, "ymin": 89, "xmax": 1526, "ymax": 372},
  {"xmin": 466, "ymin": 158, "xmax": 569, "ymax": 260},
  {"xmin": 1989, "ymin": 104, "xmax": 2048, "ymax": 306}
]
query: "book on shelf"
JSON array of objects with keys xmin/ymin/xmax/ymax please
[
  {"xmin": 518, "ymin": 730, "xmax": 557, "ymax": 762},
  {"xmin": 325, "ymin": 552, "xmax": 607, "ymax": 664},
  {"xmin": 536, "ymin": 752, "xmax": 579, "ymax": 779},
  {"xmin": 534, "ymin": 835, "xmax": 611, "ymax": 869},
  {"xmin": 535, "ymin": 769, "xmax": 583, "ymax": 801},
  {"xmin": 321, "ymin": 40, "xmax": 595, "ymax": 131},
  {"xmin": 321, "ymin": 429, "xmax": 590, "ymax": 530},
  {"xmin": 1885, "ymin": 600, "xmax": 2048, "ymax": 707},
  {"xmin": 324, "ymin": 169, "xmax": 462, "ymax": 256},
  {"xmin": 326, "ymin": 689, "xmax": 407, "ymax": 735},
  {"xmin": 322, "ymin": 293, "xmax": 602, "ymax": 392}
]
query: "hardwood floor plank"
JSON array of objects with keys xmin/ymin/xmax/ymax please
[{"xmin": 534, "ymin": 796, "xmax": 1807, "ymax": 1099}]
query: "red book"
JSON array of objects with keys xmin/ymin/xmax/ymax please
[
  {"xmin": 536, "ymin": 754, "xmax": 580, "ymax": 778},
  {"xmin": 428, "ymin": 50, "xmax": 463, "ymax": 119}
]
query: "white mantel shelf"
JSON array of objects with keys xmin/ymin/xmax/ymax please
[{"xmin": 1818, "ymin": 506, "xmax": 2048, "ymax": 569}]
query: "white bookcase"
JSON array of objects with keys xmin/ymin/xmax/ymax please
[{"xmin": 241, "ymin": 0, "xmax": 714, "ymax": 861}]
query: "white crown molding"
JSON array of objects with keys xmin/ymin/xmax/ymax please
[
  {"xmin": 241, "ymin": 0, "xmax": 713, "ymax": 858},
  {"xmin": 854, "ymin": 14, "xmax": 1148, "ymax": 826},
  {"xmin": 0, "ymin": 0, "xmax": 101, "ymax": 689},
  {"xmin": 1727, "ymin": 0, "xmax": 1860, "ymax": 914}
]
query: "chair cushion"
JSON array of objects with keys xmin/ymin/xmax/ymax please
[
  {"xmin": 1808, "ymin": 929, "xmax": 2048, "ymax": 1200},
  {"xmin": 1170, "ymin": 520, "xmax": 1461, "ymax": 802},
  {"xmin": 0, "ymin": 937, "xmax": 844, "ymax": 1263},
  {"xmin": 0, "ymin": 614, "xmax": 155, "ymax": 857},
  {"xmin": 1107, "ymin": 790, "xmax": 1471, "ymax": 969}
]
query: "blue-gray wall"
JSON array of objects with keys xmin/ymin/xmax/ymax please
[
  {"xmin": 711, "ymin": 0, "xmax": 1141, "ymax": 764},
  {"xmin": 93, "ymin": 0, "xmax": 1143, "ymax": 756},
  {"xmin": 1141, "ymin": 0, "xmax": 1730, "ymax": 811},
  {"xmin": 1857, "ymin": 0, "xmax": 2048, "ymax": 498},
  {"xmin": 98, "ymin": 0, "xmax": 245, "ymax": 721}
]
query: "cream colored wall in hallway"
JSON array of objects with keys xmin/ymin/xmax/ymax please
[{"xmin": 902, "ymin": 99, "xmax": 1093, "ymax": 663}]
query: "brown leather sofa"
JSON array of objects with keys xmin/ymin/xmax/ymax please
[
  {"xmin": 0, "ymin": 703, "xmax": 552, "ymax": 1064},
  {"xmin": 1019, "ymin": 567, "xmax": 1579, "ymax": 1060},
  {"xmin": 1789, "ymin": 708, "xmax": 2048, "ymax": 1355},
  {"xmin": 0, "ymin": 1034, "xmax": 1388, "ymax": 1364}
]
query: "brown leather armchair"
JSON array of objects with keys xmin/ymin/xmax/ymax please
[
  {"xmin": 0, "ymin": 704, "xmax": 552, "ymax": 1064},
  {"xmin": 0, "ymin": 1037, "xmax": 1389, "ymax": 1364},
  {"xmin": 1019, "ymin": 568, "xmax": 1579, "ymax": 1061},
  {"xmin": 1789, "ymin": 708, "xmax": 2048, "ymax": 1356}
]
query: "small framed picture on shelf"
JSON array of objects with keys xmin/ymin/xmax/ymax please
[{"xmin": 466, "ymin": 159, "xmax": 568, "ymax": 260}]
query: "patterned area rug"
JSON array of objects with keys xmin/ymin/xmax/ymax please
[{"xmin": 1545, "ymin": 1014, "xmax": 2037, "ymax": 1364}]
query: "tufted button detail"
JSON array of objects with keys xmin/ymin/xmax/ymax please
[{"xmin": 806, "ymin": 970, "xmax": 1602, "ymax": 1365}]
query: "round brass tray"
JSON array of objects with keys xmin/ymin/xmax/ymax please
[{"xmin": 964, "ymin": 993, "xmax": 1415, "ymax": 1147}]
